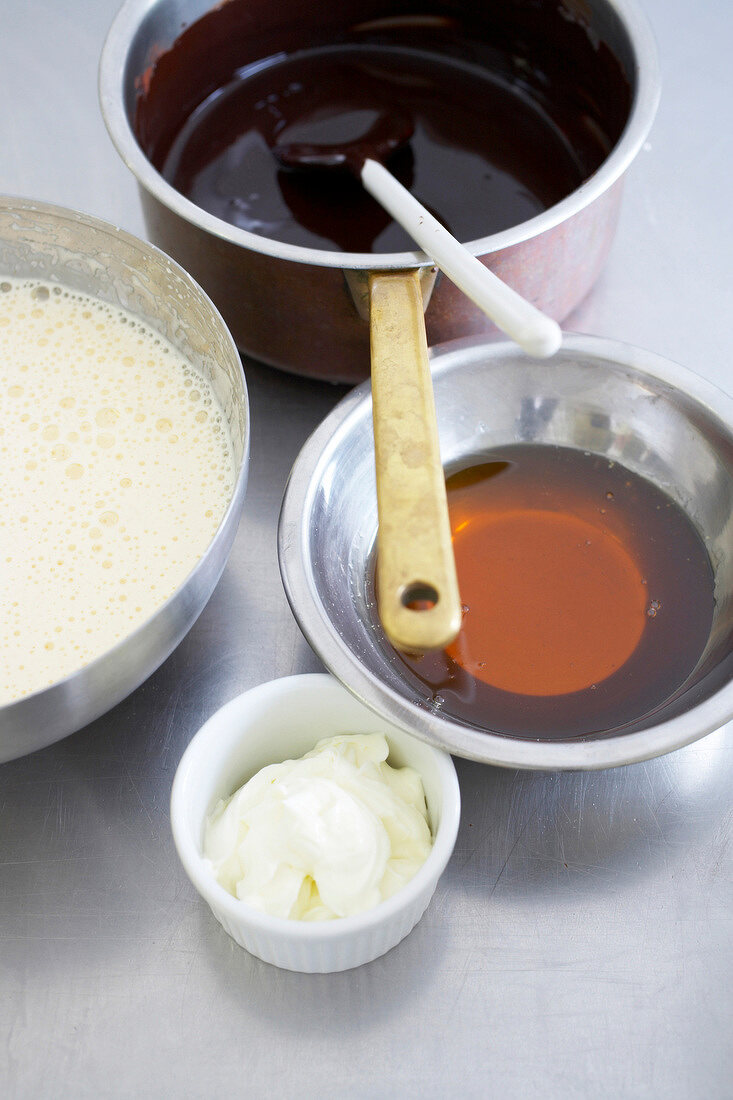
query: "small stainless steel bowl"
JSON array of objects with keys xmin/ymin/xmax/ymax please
[
  {"xmin": 0, "ymin": 197, "xmax": 249, "ymax": 762},
  {"xmin": 278, "ymin": 334, "xmax": 733, "ymax": 770}
]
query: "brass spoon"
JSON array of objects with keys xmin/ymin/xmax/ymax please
[
  {"xmin": 274, "ymin": 113, "xmax": 560, "ymax": 652},
  {"xmin": 368, "ymin": 266, "xmax": 461, "ymax": 652}
]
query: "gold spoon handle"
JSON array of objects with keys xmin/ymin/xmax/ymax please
[{"xmin": 369, "ymin": 269, "xmax": 462, "ymax": 653}]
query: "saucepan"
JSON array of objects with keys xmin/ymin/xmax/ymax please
[{"xmin": 99, "ymin": 0, "xmax": 660, "ymax": 384}]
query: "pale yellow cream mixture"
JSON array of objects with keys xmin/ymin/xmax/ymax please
[{"xmin": 0, "ymin": 278, "xmax": 236, "ymax": 704}]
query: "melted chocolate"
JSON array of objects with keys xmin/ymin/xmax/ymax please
[
  {"xmin": 134, "ymin": 2, "xmax": 632, "ymax": 255},
  {"xmin": 159, "ymin": 47, "xmax": 585, "ymax": 252},
  {"xmin": 272, "ymin": 106, "xmax": 415, "ymax": 176}
]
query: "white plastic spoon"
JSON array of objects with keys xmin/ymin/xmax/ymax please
[
  {"xmin": 273, "ymin": 112, "xmax": 561, "ymax": 357},
  {"xmin": 360, "ymin": 156, "xmax": 561, "ymax": 358}
]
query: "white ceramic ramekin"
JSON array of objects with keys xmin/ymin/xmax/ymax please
[{"xmin": 170, "ymin": 674, "xmax": 460, "ymax": 972}]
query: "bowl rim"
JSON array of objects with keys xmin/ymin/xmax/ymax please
[
  {"xmin": 277, "ymin": 333, "xmax": 733, "ymax": 771},
  {"xmin": 170, "ymin": 673, "xmax": 461, "ymax": 940},
  {"xmin": 98, "ymin": 0, "xmax": 660, "ymax": 271},
  {"xmin": 0, "ymin": 194, "xmax": 250, "ymax": 759}
]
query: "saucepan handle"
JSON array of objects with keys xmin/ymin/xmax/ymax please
[{"xmin": 369, "ymin": 268, "xmax": 462, "ymax": 653}]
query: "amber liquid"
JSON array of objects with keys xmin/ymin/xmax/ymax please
[{"xmin": 390, "ymin": 446, "xmax": 715, "ymax": 740}]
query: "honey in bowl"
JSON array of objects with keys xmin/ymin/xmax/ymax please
[{"xmin": 391, "ymin": 445, "xmax": 715, "ymax": 740}]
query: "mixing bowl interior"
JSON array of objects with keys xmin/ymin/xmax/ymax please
[{"xmin": 0, "ymin": 198, "xmax": 249, "ymax": 761}]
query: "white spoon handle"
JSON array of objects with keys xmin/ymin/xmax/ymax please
[{"xmin": 361, "ymin": 157, "xmax": 562, "ymax": 359}]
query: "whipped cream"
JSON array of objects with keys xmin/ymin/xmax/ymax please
[{"xmin": 203, "ymin": 733, "xmax": 433, "ymax": 921}]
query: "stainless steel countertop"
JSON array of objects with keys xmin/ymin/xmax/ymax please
[{"xmin": 1, "ymin": 2, "xmax": 731, "ymax": 1096}]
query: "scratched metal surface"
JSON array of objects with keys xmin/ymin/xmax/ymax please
[{"xmin": 1, "ymin": 1, "xmax": 731, "ymax": 1097}]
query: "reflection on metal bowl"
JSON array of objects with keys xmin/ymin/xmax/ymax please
[
  {"xmin": 278, "ymin": 334, "xmax": 733, "ymax": 770},
  {"xmin": 0, "ymin": 198, "xmax": 249, "ymax": 762},
  {"xmin": 99, "ymin": 0, "xmax": 659, "ymax": 382}
]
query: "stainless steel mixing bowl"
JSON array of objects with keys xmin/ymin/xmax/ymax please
[
  {"xmin": 278, "ymin": 334, "xmax": 733, "ymax": 770},
  {"xmin": 0, "ymin": 197, "xmax": 249, "ymax": 762}
]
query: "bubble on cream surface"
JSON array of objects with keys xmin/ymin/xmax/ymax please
[
  {"xmin": 204, "ymin": 734, "xmax": 433, "ymax": 921},
  {"xmin": 0, "ymin": 278, "xmax": 236, "ymax": 704}
]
